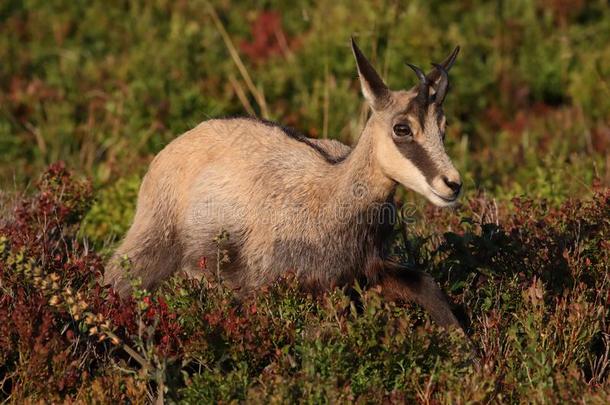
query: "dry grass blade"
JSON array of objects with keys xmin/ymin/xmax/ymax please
[
  {"xmin": 228, "ymin": 74, "xmax": 256, "ymax": 117},
  {"xmin": 205, "ymin": 1, "xmax": 269, "ymax": 119}
]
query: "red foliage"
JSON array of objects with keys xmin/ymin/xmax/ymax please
[
  {"xmin": 239, "ymin": 11, "xmax": 295, "ymax": 64},
  {"xmin": 0, "ymin": 163, "xmax": 184, "ymax": 399},
  {"xmin": 202, "ymin": 295, "xmax": 295, "ymax": 371},
  {"xmin": 591, "ymin": 123, "xmax": 610, "ymax": 155},
  {"xmin": 537, "ymin": 0, "xmax": 586, "ymax": 27},
  {"xmin": 0, "ymin": 163, "xmax": 97, "ymax": 393}
]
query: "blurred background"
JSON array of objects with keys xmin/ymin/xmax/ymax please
[{"xmin": 1, "ymin": 0, "xmax": 609, "ymax": 242}]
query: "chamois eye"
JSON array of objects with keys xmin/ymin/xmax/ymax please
[{"xmin": 392, "ymin": 124, "xmax": 412, "ymax": 138}]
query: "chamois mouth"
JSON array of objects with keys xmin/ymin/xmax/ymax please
[{"xmin": 428, "ymin": 186, "xmax": 459, "ymax": 204}]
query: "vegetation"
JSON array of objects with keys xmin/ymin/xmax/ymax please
[{"xmin": 0, "ymin": 0, "xmax": 609, "ymax": 402}]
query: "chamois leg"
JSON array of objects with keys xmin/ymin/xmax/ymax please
[
  {"xmin": 377, "ymin": 262, "xmax": 462, "ymax": 330},
  {"xmin": 104, "ymin": 212, "xmax": 179, "ymax": 297}
]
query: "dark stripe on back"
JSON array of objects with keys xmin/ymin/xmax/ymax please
[{"xmin": 225, "ymin": 116, "xmax": 347, "ymax": 165}]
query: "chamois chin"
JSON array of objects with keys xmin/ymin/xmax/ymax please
[{"xmin": 105, "ymin": 38, "xmax": 464, "ymax": 330}]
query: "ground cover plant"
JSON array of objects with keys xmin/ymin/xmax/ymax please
[{"xmin": 1, "ymin": 0, "xmax": 609, "ymax": 402}]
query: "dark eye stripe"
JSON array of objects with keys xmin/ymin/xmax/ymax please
[
  {"xmin": 395, "ymin": 141, "xmax": 440, "ymax": 183},
  {"xmin": 394, "ymin": 95, "xmax": 445, "ymax": 181},
  {"xmin": 406, "ymin": 100, "xmax": 427, "ymax": 131}
]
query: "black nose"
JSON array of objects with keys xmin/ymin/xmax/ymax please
[{"xmin": 442, "ymin": 176, "xmax": 462, "ymax": 195}]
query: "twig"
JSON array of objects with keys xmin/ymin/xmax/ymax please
[
  {"xmin": 228, "ymin": 74, "xmax": 257, "ymax": 117},
  {"xmin": 105, "ymin": 329, "xmax": 153, "ymax": 373},
  {"xmin": 23, "ymin": 121, "xmax": 47, "ymax": 157},
  {"xmin": 120, "ymin": 342, "xmax": 152, "ymax": 372},
  {"xmin": 323, "ymin": 65, "xmax": 330, "ymax": 139},
  {"xmin": 205, "ymin": 2, "xmax": 269, "ymax": 119}
]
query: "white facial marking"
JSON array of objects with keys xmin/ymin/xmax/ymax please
[{"xmin": 374, "ymin": 100, "xmax": 461, "ymax": 207}]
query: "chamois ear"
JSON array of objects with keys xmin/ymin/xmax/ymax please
[{"xmin": 351, "ymin": 37, "xmax": 390, "ymax": 110}]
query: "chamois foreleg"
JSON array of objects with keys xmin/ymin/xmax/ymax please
[{"xmin": 376, "ymin": 261, "xmax": 462, "ymax": 330}]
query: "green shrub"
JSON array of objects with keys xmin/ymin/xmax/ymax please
[{"xmin": 81, "ymin": 175, "xmax": 140, "ymax": 251}]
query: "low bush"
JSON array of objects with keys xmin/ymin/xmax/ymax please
[{"xmin": 0, "ymin": 164, "xmax": 607, "ymax": 403}]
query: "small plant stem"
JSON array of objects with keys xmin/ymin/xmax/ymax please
[{"xmin": 205, "ymin": 1, "xmax": 269, "ymax": 119}]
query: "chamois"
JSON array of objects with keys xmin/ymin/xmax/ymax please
[{"xmin": 105, "ymin": 39, "xmax": 464, "ymax": 329}]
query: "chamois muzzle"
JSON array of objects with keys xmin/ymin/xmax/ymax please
[{"xmin": 427, "ymin": 167, "xmax": 462, "ymax": 205}]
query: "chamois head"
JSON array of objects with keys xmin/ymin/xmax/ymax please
[{"xmin": 352, "ymin": 38, "xmax": 462, "ymax": 207}]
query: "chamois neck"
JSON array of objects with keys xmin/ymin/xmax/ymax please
[{"xmin": 331, "ymin": 118, "xmax": 396, "ymax": 207}]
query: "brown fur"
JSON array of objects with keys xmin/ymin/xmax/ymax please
[
  {"xmin": 378, "ymin": 261, "xmax": 461, "ymax": 328},
  {"xmin": 104, "ymin": 40, "xmax": 464, "ymax": 330}
]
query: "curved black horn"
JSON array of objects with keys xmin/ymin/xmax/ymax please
[
  {"xmin": 406, "ymin": 62, "xmax": 429, "ymax": 104},
  {"xmin": 406, "ymin": 62, "xmax": 426, "ymax": 84},
  {"xmin": 426, "ymin": 46, "xmax": 460, "ymax": 83},
  {"xmin": 431, "ymin": 63, "xmax": 448, "ymax": 105}
]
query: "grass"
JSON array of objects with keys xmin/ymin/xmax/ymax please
[{"xmin": 0, "ymin": 0, "xmax": 609, "ymax": 403}]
